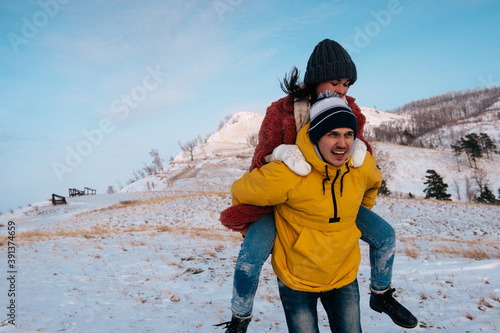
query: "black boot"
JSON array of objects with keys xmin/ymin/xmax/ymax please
[
  {"xmin": 370, "ymin": 287, "xmax": 418, "ymax": 329},
  {"xmin": 215, "ymin": 315, "xmax": 252, "ymax": 333}
]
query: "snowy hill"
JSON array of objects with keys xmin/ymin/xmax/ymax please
[
  {"xmin": 365, "ymin": 88, "xmax": 500, "ymax": 150},
  {"xmin": 417, "ymin": 100, "xmax": 500, "ymax": 148},
  {"xmin": 206, "ymin": 112, "xmax": 264, "ymax": 145},
  {"xmin": 360, "ymin": 106, "xmax": 411, "ymax": 132},
  {"xmin": 1, "ymin": 108, "xmax": 499, "ymax": 332}
]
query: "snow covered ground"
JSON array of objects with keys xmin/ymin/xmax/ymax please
[{"xmin": 0, "ymin": 173, "xmax": 499, "ymax": 332}]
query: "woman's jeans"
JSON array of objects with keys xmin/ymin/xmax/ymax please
[
  {"xmin": 231, "ymin": 206, "xmax": 396, "ymax": 317},
  {"xmin": 278, "ymin": 278, "xmax": 361, "ymax": 333}
]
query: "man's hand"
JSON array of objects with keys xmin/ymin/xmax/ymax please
[{"xmin": 265, "ymin": 144, "xmax": 311, "ymax": 176}]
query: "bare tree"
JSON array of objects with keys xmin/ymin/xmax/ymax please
[
  {"xmin": 146, "ymin": 181, "xmax": 155, "ymax": 191},
  {"xmin": 452, "ymin": 178, "xmax": 461, "ymax": 201},
  {"xmin": 472, "ymin": 168, "xmax": 489, "ymax": 193},
  {"xmin": 246, "ymin": 133, "xmax": 259, "ymax": 147},
  {"xmin": 371, "ymin": 146, "xmax": 395, "ymax": 183},
  {"xmin": 178, "ymin": 138, "xmax": 201, "ymax": 161},
  {"xmin": 218, "ymin": 114, "xmax": 233, "ymax": 131},
  {"xmin": 149, "ymin": 149, "xmax": 164, "ymax": 174},
  {"xmin": 372, "ymin": 86, "xmax": 500, "ymax": 147},
  {"xmin": 142, "ymin": 163, "xmax": 156, "ymax": 177},
  {"xmin": 451, "ymin": 143, "xmax": 462, "ymax": 172},
  {"xmin": 464, "ymin": 175, "xmax": 476, "ymax": 202}
]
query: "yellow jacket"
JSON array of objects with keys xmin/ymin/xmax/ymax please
[{"xmin": 231, "ymin": 124, "xmax": 382, "ymax": 292}]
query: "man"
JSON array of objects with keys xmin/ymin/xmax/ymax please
[{"xmin": 230, "ymin": 92, "xmax": 382, "ymax": 332}]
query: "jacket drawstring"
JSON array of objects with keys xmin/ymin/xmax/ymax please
[
  {"xmin": 340, "ymin": 163, "xmax": 350, "ymax": 196},
  {"xmin": 322, "ymin": 165, "xmax": 330, "ymax": 195},
  {"xmin": 323, "ymin": 163, "xmax": 351, "ymax": 196},
  {"xmin": 322, "ymin": 164, "xmax": 349, "ymax": 223}
]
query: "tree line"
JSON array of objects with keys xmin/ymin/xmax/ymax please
[{"xmin": 369, "ymin": 86, "xmax": 500, "ymax": 147}]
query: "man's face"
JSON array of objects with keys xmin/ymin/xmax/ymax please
[{"xmin": 317, "ymin": 128, "xmax": 354, "ymax": 167}]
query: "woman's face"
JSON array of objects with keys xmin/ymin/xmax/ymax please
[{"xmin": 315, "ymin": 78, "xmax": 350, "ymax": 99}]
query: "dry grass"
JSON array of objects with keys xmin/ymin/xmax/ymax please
[
  {"xmin": 1, "ymin": 224, "xmax": 163, "ymax": 245},
  {"xmin": 4, "ymin": 218, "xmax": 240, "ymax": 247},
  {"xmin": 399, "ymin": 237, "xmax": 500, "ymax": 260},
  {"xmin": 478, "ymin": 298, "xmax": 493, "ymax": 311},
  {"xmin": 71, "ymin": 191, "xmax": 229, "ymax": 216},
  {"xmin": 464, "ymin": 312, "xmax": 475, "ymax": 320},
  {"xmin": 0, "ymin": 190, "xmax": 237, "ymax": 246},
  {"xmin": 419, "ymin": 292, "xmax": 429, "ymax": 300},
  {"xmin": 118, "ymin": 200, "xmax": 141, "ymax": 206},
  {"xmin": 403, "ymin": 241, "xmax": 420, "ymax": 259},
  {"xmin": 431, "ymin": 239, "xmax": 500, "ymax": 260}
]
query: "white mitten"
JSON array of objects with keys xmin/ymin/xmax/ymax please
[
  {"xmin": 266, "ymin": 144, "xmax": 311, "ymax": 176},
  {"xmin": 350, "ymin": 139, "xmax": 367, "ymax": 168}
]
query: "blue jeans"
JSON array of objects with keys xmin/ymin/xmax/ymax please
[
  {"xmin": 357, "ymin": 205, "xmax": 395, "ymax": 290},
  {"xmin": 231, "ymin": 206, "xmax": 395, "ymax": 317},
  {"xmin": 278, "ymin": 278, "xmax": 361, "ymax": 333},
  {"xmin": 231, "ymin": 213, "xmax": 276, "ymax": 317}
]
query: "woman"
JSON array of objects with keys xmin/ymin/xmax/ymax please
[{"xmin": 217, "ymin": 39, "xmax": 417, "ymax": 332}]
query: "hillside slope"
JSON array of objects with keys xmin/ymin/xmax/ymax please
[{"xmin": 1, "ymin": 162, "xmax": 499, "ymax": 332}]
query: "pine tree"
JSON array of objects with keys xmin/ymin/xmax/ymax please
[
  {"xmin": 402, "ymin": 129, "xmax": 415, "ymax": 146},
  {"xmin": 423, "ymin": 169, "xmax": 452, "ymax": 201},
  {"xmin": 475, "ymin": 185, "xmax": 499, "ymax": 205},
  {"xmin": 378, "ymin": 179, "xmax": 391, "ymax": 196},
  {"xmin": 460, "ymin": 134, "xmax": 482, "ymax": 169},
  {"xmin": 478, "ymin": 133, "xmax": 497, "ymax": 159}
]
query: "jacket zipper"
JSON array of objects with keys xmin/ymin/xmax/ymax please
[{"xmin": 329, "ymin": 169, "xmax": 341, "ymax": 223}]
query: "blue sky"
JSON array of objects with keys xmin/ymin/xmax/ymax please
[{"xmin": 1, "ymin": 0, "xmax": 499, "ymax": 213}]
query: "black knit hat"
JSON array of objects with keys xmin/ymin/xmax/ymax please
[
  {"xmin": 304, "ymin": 39, "xmax": 357, "ymax": 86},
  {"xmin": 308, "ymin": 91, "xmax": 358, "ymax": 144}
]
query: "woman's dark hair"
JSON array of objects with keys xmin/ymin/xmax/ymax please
[{"xmin": 280, "ymin": 67, "xmax": 316, "ymax": 101}]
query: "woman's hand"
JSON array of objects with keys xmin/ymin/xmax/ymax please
[{"xmin": 265, "ymin": 144, "xmax": 311, "ymax": 176}]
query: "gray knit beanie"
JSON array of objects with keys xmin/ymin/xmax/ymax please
[
  {"xmin": 308, "ymin": 91, "xmax": 357, "ymax": 144},
  {"xmin": 304, "ymin": 39, "xmax": 357, "ymax": 86}
]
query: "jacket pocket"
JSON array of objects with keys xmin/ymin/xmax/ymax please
[{"xmin": 287, "ymin": 228, "xmax": 343, "ymax": 286}]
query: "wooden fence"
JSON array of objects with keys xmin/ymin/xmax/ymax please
[
  {"xmin": 84, "ymin": 187, "xmax": 96, "ymax": 195},
  {"xmin": 52, "ymin": 194, "xmax": 67, "ymax": 205},
  {"xmin": 52, "ymin": 187, "xmax": 96, "ymax": 205},
  {"xmin": 69, "ymin": 187, "xmax": 96, "ymax": 197},
  {"xmin": 68, "ymin": 188, "xmax": 84, "ymax": 197}
]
